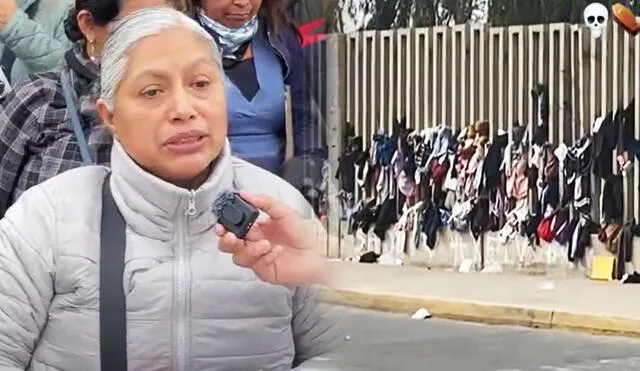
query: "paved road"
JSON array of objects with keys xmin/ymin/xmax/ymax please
[{"xmin": 300, "ymin": 307, "xmax": 640, "ymax": 371}]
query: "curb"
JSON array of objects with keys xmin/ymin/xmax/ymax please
[{"xmin": 318, "ymin": 288, "xmax": 640, "ymax": 338}]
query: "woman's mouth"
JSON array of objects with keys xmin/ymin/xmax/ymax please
[
  {"xmin": 164, "ymin": 131, "xmax": 208, "ymax": 155},
  {"xmin": 225, "ymin": 13, "xmax": 251, "ymax": 22}
]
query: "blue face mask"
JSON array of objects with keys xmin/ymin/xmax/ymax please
[{"xmin": 198, "ymin": 10, "xmax": 259, "ymax": 60}]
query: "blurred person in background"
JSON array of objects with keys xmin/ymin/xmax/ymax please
[
  {"xmin": 285, "ymin": 0, "xmax": 335, "ymax": 214},
  {"xmin": 0, "ymin": 7, "xmax": 342, "ymax": 370},
  {"xmin": 187, "ymin": 0, "xmax": 327, "ymax": 214},
  {"xmin": 287, "ymin": 0, "xmax": 334, "ymax": 46},
  {"xmin": 0, "ymin": 0, "xmax": 169, "ymax": 218},
  {"xmin": 0, "ymin": 0, "xmax": 71, "ymax": 100}
]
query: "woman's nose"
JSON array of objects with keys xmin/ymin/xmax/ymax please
[
  {"xmin": 170, "ymin": 89, "xmax": 197, "ymax": 122},
  {"xmin": 233, "ymin": 0, "xmax": 251, "ymax": 7}
]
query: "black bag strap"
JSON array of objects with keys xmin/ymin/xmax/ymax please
[
  {"xmin": 60, "ymin": 69, "xmax": 93, "ymax": 165},
  {"xmin": 100, "ymin": 173, "xmax": 128, "ymax": 371},
  {"xmin": 0, "ymin": 2, "xmax": 39, "ymax": 81}
]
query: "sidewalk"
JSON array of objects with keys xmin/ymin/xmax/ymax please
[{"xmin": 320, "ymin": 262, "xmax": 640, "ymax": 337}]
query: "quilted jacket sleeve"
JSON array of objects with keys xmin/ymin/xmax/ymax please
[
  {"xmin": 272, "ymin": 176, "xmax": 346, "ymax": 366},
  {"xmin": 0, "ymin": 185, "xmax": 56, "ymax": 369},
  {"xmin": 291, "ymin": 284, "xmax": 346, "ymax": 367},
  {"xmin": 0, "ymin": 0, "xmax": 70, "ymax": 75},
  {"xmin": 290, "ymin": 208, "xmax": 346, "ymax": 367}
]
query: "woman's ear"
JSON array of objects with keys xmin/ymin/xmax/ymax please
[
  {"xmin": 96, "ymin": 99, "xmax": 117, "ymax": 138},
  {"xmin": 76, "ymin": 10, "xmax": 98, "ymax": 43}
]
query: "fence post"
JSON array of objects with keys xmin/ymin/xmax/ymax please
[{"xmin": 324, "ymin": 33, "xmax": 344, "ymax": 259}]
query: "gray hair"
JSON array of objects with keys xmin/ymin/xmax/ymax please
[{"xmin": 99, "ymin": 7, "xmax": 221, "ymax": 109}]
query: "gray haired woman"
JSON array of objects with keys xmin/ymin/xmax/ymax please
[{"xmin": 0, "ymin": 7, "xmax": 343, "ymax": 371}]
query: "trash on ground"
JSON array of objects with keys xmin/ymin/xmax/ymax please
[
  {"xmin": 378, "ymin": 254, "xmax": 403, "ymax": 266},
  {"xmin": 538, "ymin": 281, "xmax": 555, "ymax": 290},
  {"xmin": 458, "ymin": 259, "xmax": 474, "ymax": 273},
  {"xmin": 411, "ymin": 307, "xmax": 432, "ymax": 320},
  {"xmin": 481, "ymin": 264, "xmax": 503, "ymax": 274}
]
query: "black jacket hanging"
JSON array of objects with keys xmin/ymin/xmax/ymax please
[
  {"xmin": 619, "ymin": 99, "xmax": 635, "ymax": 152},
  {"xmin": 602, "ymin": 174, "xmax": 624, "ymax": 224},
  {"xmin": 564, "ymin": 136, "xmax": 593, "ymax": 213},
  {"xmin": 373, "ymin": 196, "xmax": 398, "ymax": 240},
  {"xmin": 468, "ymin": 197, "xmax": 490, "ymax": 240},
  {"xmin": 336, "ymin": 149, "xmax": 360, "ymax": 193},
  {"xmin": 351, "ymin": 199, "xmax": 377, "ymax": 233},
  {"xmin": 591, "ymin": 111, "xmax": 615, "ymax": 179},
  {"xmin": 614, "ymin": 222, "xmax": 640, "ymax": 280},
  {"xmin": 483, "ymin": 133, "xmax": 508, "ymax": 192},
  {"xmin": 420, "ymin": 201, "xmax": 442, "ymax": 250}
]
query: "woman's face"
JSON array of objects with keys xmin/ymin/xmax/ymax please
[
  {"xmin": 201, "ymin": 0, "xmax": 262, "ymax": 28},
  {"xmin": 78, "ymin": 0, "xmax": 169, "ymax": 56},
  {"xmin": 97, "ymin": 28, "xmax": 227, "ymax": 188}
]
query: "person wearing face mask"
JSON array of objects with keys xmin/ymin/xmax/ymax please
[
  {"xmin": 187, "ymin": 0, "xmax": 327, "ymax": 210},
  {"xmin": 0, "ymin": 0, "xmax": 171, "ymax": 218},
  {"xmin": 0, "ymin": 7, "xmax": 343, "ymax": 370}
]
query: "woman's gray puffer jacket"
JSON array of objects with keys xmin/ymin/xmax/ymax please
[{"xmin": 0, "ymin": 140, "xmax": 344, "ymax": 371}]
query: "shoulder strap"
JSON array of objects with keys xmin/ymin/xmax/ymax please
[
  {"xmin": 100, "ymin": 173, "xmax": 128, "ymax": 371},
  {"xmin": 60, "ymin": 69, "xmax": 93, "ymax": 165},
  {"xmin": 0, "ymin": 47, "xmax": 15, "ymax": 84}
]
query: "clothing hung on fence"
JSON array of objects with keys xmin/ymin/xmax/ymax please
[
  {"xmin": 601, "ymin": 174, "xmax": 624, "ymax": 224},
  {"xmin": 613, "ymin": 222, "xmax": 640, "ymax": 280},
  {"xmin": 336, "ymin": 93, "xmax": 640, "ymax": 272}
]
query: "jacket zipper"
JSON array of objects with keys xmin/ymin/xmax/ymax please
[
  {"xmin": 174, "ymin": 190, "xmax": 196, "ymax": 371},
  {"xmin": 267, "ymin": 30, "xmax": 291, "ymax": 79}
]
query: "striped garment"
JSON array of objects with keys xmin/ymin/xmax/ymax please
[{"xmin": 0, "ymin": 43, "xmax": 112, "ymax": 217}]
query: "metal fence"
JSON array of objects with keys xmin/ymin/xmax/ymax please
[{"xmin": 308, "ymin": 23, "xmax": 640, "ymax": 258}]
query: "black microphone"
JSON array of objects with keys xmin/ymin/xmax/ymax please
[{"xmin": 212, "ymin": 191, "xmax": 260, "ymax": 239}]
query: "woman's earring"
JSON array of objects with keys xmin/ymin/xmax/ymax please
[{"xmin": 88, "ymin": 40, "xmax": 97, "ymax": 63}]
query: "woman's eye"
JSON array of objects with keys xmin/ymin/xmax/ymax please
[
  {"xmin": 142, "ymin": 88, "xmax": 162, "ymax": 97},
  {"xmin": 193, "ymin": 80, "xmax": 210, "ymax": 89}
]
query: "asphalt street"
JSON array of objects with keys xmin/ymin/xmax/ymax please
[{"xmin": 299, "ymin": 307, "xmax": 640, "ymax": 371}]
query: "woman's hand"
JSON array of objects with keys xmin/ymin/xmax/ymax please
[{"xmin": 215, "ymin": 192, "xmax": 328, "ymax": 286}]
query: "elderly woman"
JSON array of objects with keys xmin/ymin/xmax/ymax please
[
  {"xmin": 0, "ymin": 0, "xmax": 170, "ymax": 218},
  {"xmin": 188, "ymin": 0, "xmax": 326, "ymax": 207},
  {"xmin": 0, "ymin": 7, "xmax": 342, "ymax": 371}
]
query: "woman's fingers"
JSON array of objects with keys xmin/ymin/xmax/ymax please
[
  {"xmin": 214, "ymin": 224, "xmax": 225, "ymax": 236},
  {"xmin": 255, "ymin": 244, "xmax": 283, "ymax": 267},
  {"xmin": 229, "ymin": 239, "xmax": 273, "ymax": 268},
  {"xmin": 251, "ymin": 244, "xmax": 283, "ymax": 282},
  {"xmin": 217, "ymin": 228, "xmax": 243, "ymax": 254},
  {"xmin": 216, "ymin": 222, "xmax": 265, "ymax": 242},
  {"xmin": 244, "ymin": 221, "xmax": 266, "ymax": 241},
  {"xmin": 216, "ymin": 222, "xmax": 285, "ymax": 282},
  {"xmin": 238, "ymin": 192, "xmax": 293, "ymax": 219}
]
